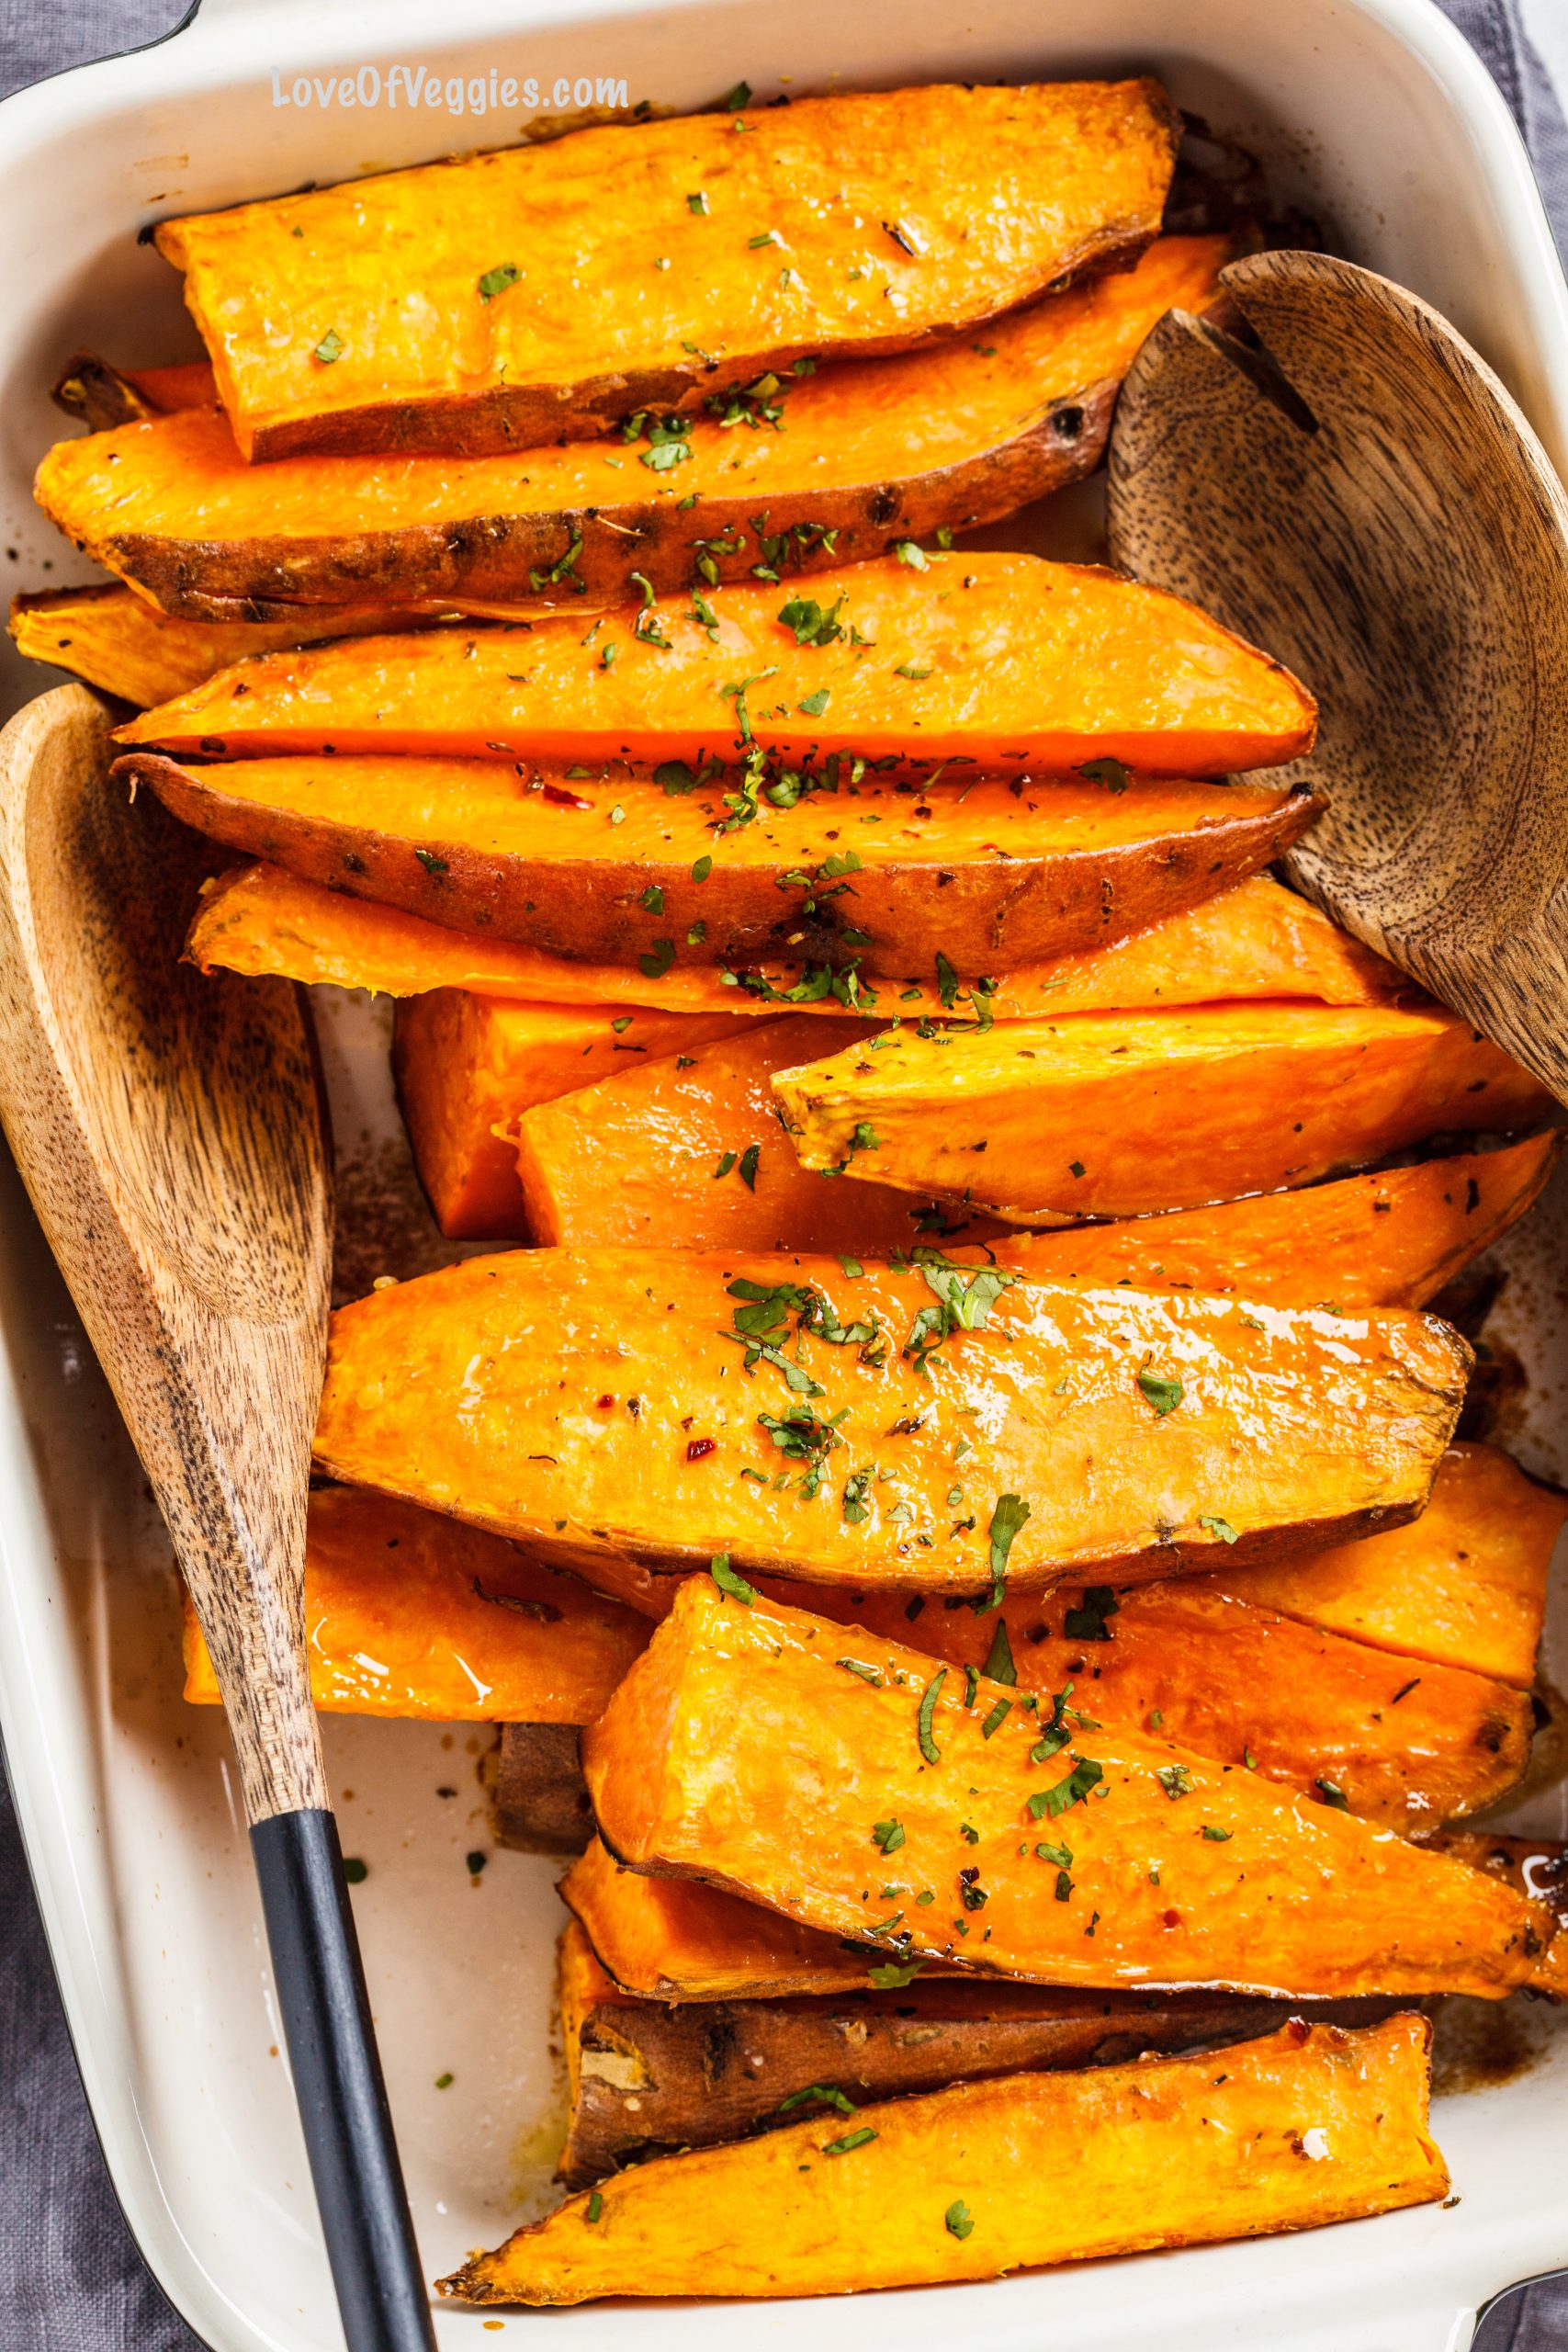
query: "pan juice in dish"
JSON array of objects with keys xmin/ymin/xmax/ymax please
[{"xmin": 6, "ymin": 32, "xmax": 1568, "ymax": 2343}]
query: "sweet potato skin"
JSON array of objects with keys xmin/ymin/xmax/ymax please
[
  {"xmin": 583, "ymin": 1580, "xmax": 1557, "ymax": 2000},
  {"xmin": 181, "ymin": 1485, "xmax": 646, "ymax": 1720},
  {"xmin": 988, "ymin": 1136, "xmax": 1562, "ymax": 1308},
  {"xmin": 774, "ymin": 1003, "xmax": 1553, "ymax": 1222},
  {"xmin": 40, "ymin": 240, "xmax": 1226, "ymax": 619},
  {"xmin": 1215, "ymin": 1442, "xmax": 1563, "ymax": 1690},
  {"xmin": 51, "ymin": 351, "xmax": 217, "ymax": 430},
  {"xmin": 393, "ymin": 990, "xmax": 750, "ymax": 1238},
  {"xmin": 112, "ymin": 553, "xmax": 1319, "ymax": 777},
  {"xmin": 185, "ymin": 862, "xmax": 1404, "ymax": 1019},
  {"xmin": 509, "ymin": 1014, "xmax": 1001, "ymax": 1254},
  {"xmin": 158, "ymin": 83, "xmax": 1181, "ymax": 461},
  {"xmin": 554, "ymin": 1917, "xmax": 1396, "ymax": 2186},
  {"xmin": 491, "ymin": 1724, "xmax": 596, "ymax": 1855},
  {"xmin": 118, "ymin": 752, "xmax": 1318, "ymax": 975},
  {"xmin": 311, "ymin": 1247, "xmax": 1470, "ymax": 1596},
  {"xmin": 440, "ymin": 2015, "xmax": 1447, "ymax": 2304}
]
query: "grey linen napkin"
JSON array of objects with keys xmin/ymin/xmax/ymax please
[{"xmin": 0, "ymin": 1, "xmax": 1565, "ymax": 2345}]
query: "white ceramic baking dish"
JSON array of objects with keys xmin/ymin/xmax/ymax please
[{"xmin": 3, "ymin": 1, "xmax": 1568, "ymax": 2346}]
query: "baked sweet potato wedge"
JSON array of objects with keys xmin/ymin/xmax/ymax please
[
  {"xmin": 554, "ymin": 1917, "xmax": 1385, "ymax": 2186},
  {"xmin": 507, "ymin": 1013, "xmax": 999, "ymax": 1253},
  {"xmin": 157, "ymin": 82, "xmax": 1181, "ymax": 461},
  {"xmin": 52, "ymin": 351, "xmax": 218, "ymax": 430},
  {"xmin": 582, "ymin": 1578, "xmax": 1562, "ymax": 1999},
  {"xmin": 440, "ymin": 2014, "xmax": 1447, "ymax": 2304},
  {"xmin": 774, "ymin": 1003, "xmax": 1552, "ymax": 1221},
  {"xmin": 40, "ymin": 239, "xmax": 1227, "ymax": 619},
  {"xmin": 311, "ymin": 1246, "xmax": 1470, "ymax": 1596},
  {"xmin": 393, "ymin": 991, "xmax": 751, "ymax": 1237},
  {"xmin": 116, "ymin": 752, "xmax": 1317, "ymax": 974},
  {"xmin": 1214, "ymin": 1442, "xmax": 1563, "ymax": 1690},
  {"xmin": 180, "ymin": 1485, "xmax": 646, "ymax": 1720},
  {"xmin": 185, "ymin": 862, "xmax": 1399, "ymax": 1022},
  {"xmin": 112, "ymin": 552, "xmax": 1319, "ymax": 775},
  {"xmin": 7, "ymin": 584, "xmax": 451, "ymax": 707},
  {"xmin": 988, "ymin": 1136, "xmax": 1562, "ymax": 1307}
]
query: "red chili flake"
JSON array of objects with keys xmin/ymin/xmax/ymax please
[
  {"xmin": 1162, "ymin": 1908, "xmax": 1182, "ymax": 1929},
  {"xmin": 686, "ymin": 1437, "xmax": 717, "ymax": 1462},
  {"xmin": 596, "ymin": 1394, "xmax": 615, "ymax": 1410},
  {"xmin": 542, "ymin": 784, "xmax": 593, "ymax": 809}
]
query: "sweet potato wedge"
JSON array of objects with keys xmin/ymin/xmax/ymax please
[
  {"xmin": 1214, "ymin": 1442, "xmax": 1563, "ymax": 1690},
  {"xmin": 7, "ymin": 584, "xmax": 455, "ymax": 708},
  {"xmin": 312, "ymin": 1246, "xmax": 1469, "ymax": 1596},
  {"xmin": 774, "ymin": 1003, "xmax": 1553, "ymax": 1222},
  {"xmin": 508, "ymin": 1014, "xmax": 1000, "ymax": 1253},
  {"xmin": 40, "ymin": 240, "xmax": 1227, "ymax": 619},
  {"xmin": 112, "ymin": 552, "xmax": 1319, "ymax": 776},
  {"xmin": 186, "ymin": 863, "xmax": 1405, "ymax": 1018},
  {"xmin": 583, "ymin": 1578, "xmax": 1561, "ymax": 1999},
  {"xmin": 491, "ymin": 1724, "xmax": 597, "ymax": 1856},
  {"xmin": 393, "ymin": 991, "xmax": 751, "ymax": 1237},
  {"xmin": 116, "ymin": 752, "xmax": 1317, "ymax": 976},
  {"xmin": 987, "ymin": 1136, "xmax": 1562, "ymax": 1307},
  {"xmin": 52, "ymin": 351, "xmax": 219, "ymax": 430},
  {"xmin": 440, "ymin": 2014, "xmax": 1447, "ymax": 2304},
  {"xmin": 180, "ymin": 1485, "xmax": 646, "ymax": 1720},
  {"xmin": 157, "ymin": 82, "xmax": 1181, "ymax": 461},
  {"xmin": 554, "ymin": 1917, "xmax": 1387, "ymax": 2186}
]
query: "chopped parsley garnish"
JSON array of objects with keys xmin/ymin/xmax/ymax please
[
  {"xmin": 1077, "ymin": 756, "xmax": 1130, "ymax": 792},
  {"xmin": 656, "ymin": 759, "xmax": 697, "ymax": 794},
  {"xmin": 688, "ymin": 190, "xmax": 710, "ymax": 213},
  {"xmin": 979, "ymin": 1698, "xmax": 1011, "ymax": 1740},
  {"xmin": 1027, "ymin": 1758, "xmax": 1103, "ymax": 1818},
  {"xmin": 799, "ymin": 687, "xmax": 831, "ymax": 718},
  {"xmin": 917, "ymin": 1668, "xmax": 946, "ymax": 1765},
  {"xmin": 413, "ymin": 848, "xmax": 448, "ymax": 875},
  {"xmin": 984, "ymin": 1493, "xmax": 1031, "ymax": 1607},
  {"xmin": 838, "ymin": 1658, "xmax": 883, "ymax": 1687},
  {"xmin": 638, "ymin": 884, "xmax": 665, "ymax": 913},
  {"xmin": 1314, "ymin": 1777, "xmax": 1350, "ymax": 1810},
  {"xmin": 709, "ymin": 1553, "xmax": 757, "ymax": 1605},
  {"xmin": 1137, "ymin": 1370, "xmax": 1184, "ymax": 1417},
  {"xmin": 691, "ymin": 854, "xmax": 714, "ymax": 881},
  {"xmin": 822, "ymin": 2128, "xmax": 878, "ymax": 2156},
  {"xmin": 945, "ymin": 2199, "xmax": 974, "ymax": 2240},
  {"xmin": 759, "ymin": 1407, "xmax": 845, "ymax": 1494},
  {"xmin": 1201, "ymin": 1824, "xmax": 1233, "ymax": 1841},
  {"xmin": 639, "ymin": 938, "xmax": 677, "ymax": 979},
  {"xmin": 586, "ymin": 2190, "xmax": 604, "ymax": 2222},
  {"xmin": 871, "ymin": 1817, "xmax": 905, "ymax": 1853},
  {"xmin": 1033, "ymin": 1839, "xmax": 1072, "ymax": 1869},
  {"xmin": 779, "ymin": 2084, "xmax": 856, "ymax": 2116},
  {"xmin": 981, "ymin": 1618, "xmax": 1016, "ymax": 1686},
  {"xmin": 1062, "ymin": 1586, "xmax": 1119, "ymax": 1642},
  {"xmin": 343, "ymin": 1857, "xmax": 368, "ymax": 1883},
  {"xmin": 1200, "ymin": 1513, "xmax": 1240, "ymax": 1544},
  {"xmin": 894, "ymin": 540, "xmax": 929, "ymax": 571},
  {"xmin": 1157, "ymin": 1764, "xmax": 1193, "ymax": 1800},
  {"xmin": 312, "ymin": 328, "xmax": 344, "ymax": 364},
  {"xmin": 738, "ymin": 1142, "xmax": 761, "ymax": 1190},
  {"xmin": 478, "ymin": 263, "xmax": 521, "ymax": 301},
  {"xmin": 778, "ymin": 592, "xmax": 845, "ymax": 646},
  {"xmin": 866, "ymin": 1957, "xmax": 924, "ymax": 1988}
]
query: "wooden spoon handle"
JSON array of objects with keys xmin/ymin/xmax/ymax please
[{"xmin": 255, "ymin": 1811, "xmax": 437, "ymax": 2351}]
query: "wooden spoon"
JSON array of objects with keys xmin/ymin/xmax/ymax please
[
  {"xmin": 0, "ymin": 684, "xmax": 435, "ymax": 2350},
  {"xmin": 1108, "ymin": 246, "xmax": 1568, "ymax": 1103}
]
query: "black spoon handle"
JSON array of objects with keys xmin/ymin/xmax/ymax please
[{"xmin": 252, "ymin": 1809, "xmax": 437, "ymax": 2352}]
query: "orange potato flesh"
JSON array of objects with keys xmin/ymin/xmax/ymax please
[
  {"xmin": 987, "ymin": 1136, "xmax": 1562, "ymax": 1307},
  {"xmin": 156, "ymin": 82, "xmax": 1179, "ymax": 460},
  {"xmin": 582, "ymin": 1578, "xmax": 1562, "ymax": 2000},
  {"xmin": 116, "ymin": 750, "xmax": 1315, "ymax": 975},
  {"xmin": 180, "ymin": 1486, "xmax": 645, "ymax": 1720},
  {"xmin": 392, "ymin": 992, "xmax": 751, "ymax": 1238},
  {"xmin": 112, "ymin": 552, "xmax": 1318, "ymax": 776},
  {"xmin": 1213, "ymin": 1442, "xmax": 1564, "ymax": 1690},
  {"xmin": 38, "ymin": 239, "xmax": 1228, "ymax": 618},
  {"xmin": 508, "ymin": 1014, "xmax": 1002, "ymax": 1254},
  {"xmin": 7, "ymin": 584, "xmax": 455, "ymax": 708},
  {"xmin": 774, "ymin": 1002, "xmax": 1553, "ymax": 1221},
  {"xmin": 311, "ymin": 1247, "xmax": 1468, "ymax": 1597},
  {"xmin": 438, "ymin": 2015, "xmax": 1446, "ymax": 2305},
  {"xmin": 185, "ymin": 861, "xmax": 1400, "ymax": 1020}
]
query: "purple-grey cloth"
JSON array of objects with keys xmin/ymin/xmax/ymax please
[{"xmin": 0, "ymin": 1, "xmax": 1565, "ymax": 2345}]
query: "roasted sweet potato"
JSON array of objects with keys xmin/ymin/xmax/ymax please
[
  {"xmin": 112, "ymin": 552, "xmax": 1318, "ymax": 776},
  {"xmin": 559, "ymin": 1832, "xmax": 942, "ymax": 2000},
  {"xmin": 393, "ymin": 991, "xmax": 750, "ymax": 1237},
  {"xmin": 40, "ymin": 240, "xmax": 1227, "ymax": 619},
  {"xmin": 491, "ymin": 1724, "xmax": 596, "ymax": 1855},
  {"xmin": 554, "ymin": 1917, "xmax": 1390, "ymax": 2186},
  {"xmin": 987, "ymin": 1136, "xmax": 1562, "ymax": 1307},
  {"xmin": 52, "ymin": 351, "xmax": 219, "ymax": 430},
  {"xmin": 157, "ymin": 82, "xmax": 1180, "ymax": 461},
  {"xmin": 440, "ymin": 2014, "xmax": 1447, "ymax": 2304},
  {"xmin": 1215, "ymin": 1442, "xmax": 1563, "ymax": 1690},
  {"xmin": 312, "ymin": 1246, "xmax": 1469, "ymax": 1596},
  {"xmin": 508, "ymin": 1015, "xmax": 999, "ymax": 1253},
  {"xmin": 181, "ymin": 1485, "xmax": 645, "ymax": 1719},
  {"xmin": 583, "ymin": 1579, "xmax": 1562, "ymax": 1999},
  {"xmin": 185, "ymin": 862, "xmax": 1399, "ymax": 1023},
  {"xmin": 7, "ymin": 584, "xmax": 454, "ymax": 708},
  {"xmin": 116, "ymin": 752, "xmax": 1317, "ymax": 976},
  {"xmin": 774, "ymin": 1003, "xmax": 1552, "ymax": 1222}
]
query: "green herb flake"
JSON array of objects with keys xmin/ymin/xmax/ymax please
[
  {"xmin": 1033, "ymin": 1839, "xmax": 1072, "ymax": 1869},
  {"xmin": 778, "ymin": 2083, "xmax": 855, "ymax": 2114},
  {"xmin": 738, "ymin": 1142, "xmax": 761, "ymax": 1190},
  {"xmin": 638, "ymin": 884, "xmax": 665, "ymax": 913},
  {"xmin": 466, "ymin": 1850, "xmax": 487, "ymax": 1876},
  {"xmin": 894, "ymin": 540, "xmax": 929, "ymax": 571},
  {"xmin": 1315, "ymin": 1777, "xmax": 1350, "ymax": 1811},
  {"xmin": 312, "ymin": 328, "xmax": 344, "ymax": 365},
  {"xmin": 871, "ymin": 1816, "xmax": 905, "ymax": 1854},
  {"xmin": 710, "ymin": 1553, "xmax": 758, "ymax": 1605},
  {"xmin": 1027, "ymin": 1758, "xmax": 1103, "ymax": 1819},
  {"xmin": 639, "ymin": 938, "xmax": 677, "ymax": 978},
  {"xmin": 917, "ymin": 1668, "xmax": 946, "ymax": 1765},
  {"xmin": 799, "ymin": 687, "xmax": 831, "ymax": 718},
  {"xmin": 1157, "ymin": 1764, "xmax": 1193, "ymax": 1800},
  {"xmin": 980, "ymin": 1697, "xmax": 1012, "ymax": 1740},
  {"xmin": 413, "ymin": 848, "xmax": 448, "ymax": 876},
  {"xmin": 586, "ymin": 2191, "xmax": 604, "ymax": 2223},
  {"xmin": 478, "ymin": 263, "xmax": 521, "ymax": 301},
  {"xmin": 656, "ymin": 758, "xmax": 698, "ymax": 794},
  {"xmin": 1200, "ymin": 1512, "xmax": 1240, "ymax": 1544},
  {"xmin": 822, "ymin": 2127, "xmax": 877, "ymax": 2156},
  {"xmin": 985, "ymin": 1493, "xmax": 1031, "ymax": 1606},
  {"xmin": 1062, "ymin": 1586, "xmax": 1119, "ymax": 1643},
  {"xmin": 691, "ymin": 854, "xmax": 714, "ymax": 881},
  {"xmin": 1243, "ymin": 1747, "xmax": 1258, "ymax": 1770},
  {"xmin": 434, "ymin": 2072, "xmax": 454, "ymax": 2088},
  {"xmin": 1077, "ymin": 756, "xmax": 1130, "ymax": 792},
  {"xmin": 866, "ymin": 1957, "xmax": 924, "ymax": 1988},
  {"xmin": 1201, "ymin": 1824, "xmax": 1233, "ymax": 1842},
  {"xmin": 894, "ymin": 662, "xmax": 933, "ymax": 680},
  {"xmin": 1137, "ymin": 1370, "xmax": 1184, "ymax": 1417},
  {"xmin": 688, "ymin": 190, "xmax": 710, "ymax": 213},
  {"xmin": 343, "ymin": 1857, "xmax": 368, "ymax": 1883},
  {"xmin": 714, "ymin": 1150, "xmax": 737, "ymax": 1179},
  {"xmin": 945, "ymin": 2200, "xmax": 975, "ymax": 2241},
  {"xmin": 981, "ymin": 1617, "xmax": 1016, "ymax": 1687}
]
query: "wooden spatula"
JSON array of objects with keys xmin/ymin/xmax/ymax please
[
  {"xmin": 0, "ymin": 684, "xmax": 435, "ymax": 2351},
  {"xmin": 1108, "ymin": 245, "xmax": 1568, "ymax": 1105}
]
